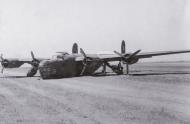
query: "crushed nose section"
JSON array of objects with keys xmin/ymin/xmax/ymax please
[
  {"xmin": 39, "ymin": 67, "xmax": 56, "ymax": 79},
  {"xmin": 39, "ymin": 60, "xmax": 55, "ymax": 79},
  {"xmin": 38, "ymin": 60, "xmax": 63, "ymax": 79}
]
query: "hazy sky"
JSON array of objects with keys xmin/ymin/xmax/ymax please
[{"xmin": 0, "ymin": 0, "xmax": 190, "ymax": 61}]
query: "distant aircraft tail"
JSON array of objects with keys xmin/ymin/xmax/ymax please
[
  {"xmin": 72, "ymin": 43, "xmax": 78, "ymax": 54},
  {"xmin": 121, "ymin": 40, "xmax": 126, "ymax": 54}
]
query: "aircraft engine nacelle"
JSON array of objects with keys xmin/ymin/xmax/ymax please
[
  {"xmin": 1, "ymin": 59, "xmax": 24, "ymax": 68},
  {"xmin": 128, "ymin": 58, "xmax": 139, "ymax": 64},
  {"xmin": 1, "ymin": 59, "xmax": 9, "ymax": 68}
]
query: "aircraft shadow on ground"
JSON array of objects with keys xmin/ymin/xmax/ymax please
[
  {"xmin": 92, "ymin": 72, "xmax": 120, "ymax": 77},
  {"xmin": 0, "ymin": 76, "xmax": 40, "ymax": 79},
  {"xmin": 1, "ymin": 72, "xmax": 190, "ymax": 79},
  {"xmin": 93, "ymin": 71, "xmax": 190, "ymax": 77},
  {"xmin": 130, "ymin": 72, "xmax": 190, "ymax": 76}
]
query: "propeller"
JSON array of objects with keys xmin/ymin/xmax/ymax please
[
  {"xmin": 72, "ymin": 43, "xmax": 78, "ymax": 54},
  {"xmin": 26, "ymin": 51, "xmax": 40, "ymax": 77},
  {"xmin": 0, "ymin": 54, "xmax": 3, "ymax": 61},
  {"xmin": 0, "ymin": 54, "xmax": 8, "ymax": 73},
  {"xmin": 31, "ymin": 51, "xmax": 35, "ymax": 60},
  {"xmin": 79, "ymin": 48, "xmax": 93, "ymax": 75},
  {"xmin": 30, "ymin": 51, "xmax": 40, "ymax": 67},
  {"xmin": 80, "ymin": 48, "xmax": 88, "ymax": 59},
  {"xmin": 114, "ymin": 49, "xmax": 141, "ymax": 61},
  {"xmin": 0, "ymin": 54, "xmax": 4, "ymax": 73},
  {"xmin": 114, "ymin": 49, "xmax": 141, "ymax": 74},
  {"xmin": 128, "ymin": 50, "xmax": 141, "ymax": 59}
]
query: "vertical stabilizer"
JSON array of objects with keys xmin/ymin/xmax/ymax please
[
  {"xmin": 72, "ymin": 43, "xmax": 78, "ymax": 54},
  {"xmin": 121, "ymin": 40, "xmax": 126, "ymax": 54}
]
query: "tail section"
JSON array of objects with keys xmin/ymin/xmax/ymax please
[
  {"xmin": 72, "ymin": 43, "xmax": 78, "ymax": 54},
  {"xmin": 121, "ymin": 40, "xmax": 126, "ymax": 54}
]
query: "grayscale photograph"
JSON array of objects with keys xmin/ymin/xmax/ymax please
[{"xmin": 0, "ymin": 0, "xmax": 190, "ymax": 124}]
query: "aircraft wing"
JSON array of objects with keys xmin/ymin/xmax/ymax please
[
  {"xmin": 75, "ymin": 50, "xmax": 190, "ymax": 62},
  {"xmin": 99, "ymin": 50, "xmax": 190, "ymax": 60},
  {"xmin": 19, "ymin": 58, "xmax": 47, "ymax": 61},
  {"xmin": 135, "ymin": 50, "xmax": 190, "ymax": 59},
  {"xmin": 18, "ymin": 58, "xmax": 47, "ymax": 64}
]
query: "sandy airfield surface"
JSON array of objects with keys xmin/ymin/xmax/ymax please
[{"xmin": 0, "ymin": 62, "xmax": 190, "ymax": 124}]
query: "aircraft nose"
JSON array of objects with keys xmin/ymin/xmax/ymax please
[{"xmin": 39, "ymin": 60, "xmax": 62, "ymax": 79}]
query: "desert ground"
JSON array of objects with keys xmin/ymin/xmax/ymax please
[{"xmin": 0, "ymin": 61, "xmax": 190, "ymax": 124}]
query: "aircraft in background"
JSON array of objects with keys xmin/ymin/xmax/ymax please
[{"xmin": 1, "ymin": 40, "xmax": 190, "ymax": 79}]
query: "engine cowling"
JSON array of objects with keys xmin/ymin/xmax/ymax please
[
  {"xmin": 1, "ymin": 60, "xmax": 24, "ymax": 68},
  {"xmin": 128, "ymin": 58, "xmax": 139, "ymax": 64},
  {"xmin": 1, "ymin": 59, "xmax": 9, "ymax": 68}
]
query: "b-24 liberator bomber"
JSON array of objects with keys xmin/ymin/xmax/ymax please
[
  {"xmin": 1, "ymin": 41, "xmax": 190, "ymax": 79},
  {"xmin": 38, "ymin": 41, "xmax": 190, "ymax": 79}
]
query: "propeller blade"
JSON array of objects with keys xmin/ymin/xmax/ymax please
[
  {"xmin": 128, "ymin": 49, "xmax": 141, "ymax": 59},
  {"xmin": 1, "ymin": 67, "xmax": 4, "ymax": 73},
  {"xmin": 80, "ymin": 48, "xmax": 93, "ymax": 61},
  {"xmin": 80, "ymin": 48, "xmax": 87, "ymax": 75},
  {"xmin": 72, "ymin": 43, "xmax": 78, "ymax": 54},
  {"xmin": 31, "ymin": 51, "xmax": 35, "ymax": 60},
  {"xmin": 0, "ymin": 54, "xmax": 3, "ymax": 61},
  {"xmin": 114, "ymin": 49, "xmax": 141, "ymax": 60},
  {"xmin": 114, "ymin": 51, "xmax": 124, "ymax": 57},
  {"xmin": 80, "ymin": 48, "xmax": 87, "ymax": 58},
  {"xmin": 114, "ymin": 50, "xmax": 128, "ymax": 62},
  {"xmin": 80, "ymin": 64, "xmax": 87, "ymax": 75},
  {"xmin": 30, "ymin": 51, "xmax": 40, "ymax": 67},
  {"xmin": 79, "ymin": 48, "xmax": 93, "ymax": 75}
]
